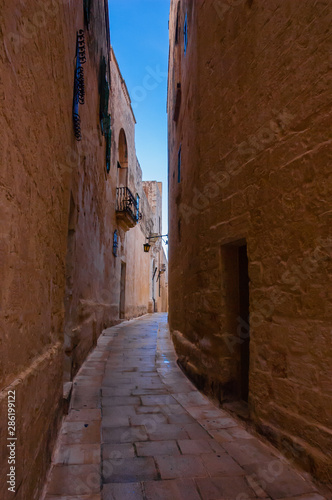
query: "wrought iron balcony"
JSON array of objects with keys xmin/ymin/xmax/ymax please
[{"xmin": 116, "ymin": 186, "xmax": 142, "ymax": 230}]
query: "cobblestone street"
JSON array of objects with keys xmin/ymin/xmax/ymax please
[{"xmin": 42, "ymin": 314, "xmax": 327, "ymax": 500}]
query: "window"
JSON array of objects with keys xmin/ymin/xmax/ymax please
[
  {"xmin": 113, "ymin": 230, "xmax": 118, "ymax": 257},
  {"xmin": 184, "ymin": 12, "xmax": 188, "ymax": 54},
  {"xmin": 178, "ymin": 145, "xmax": 181, "ymax": 183}
]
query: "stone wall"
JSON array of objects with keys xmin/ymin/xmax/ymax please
[
  {"xmin": 168, "ymin": 0, "xmax": 332, "ymax": 483},
  {"xmin": 0, "ymin": 0, "xmax": 109, "ymax": 497},
  {"xmin": 63, "ymin": 0, "xmax": 113, "ymax": 382}
]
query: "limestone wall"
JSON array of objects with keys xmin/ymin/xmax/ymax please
[
  {"xmin": 0, "ymin": 0, "xmax": 111, "ymax": 497},
  {"xmin": 63, "ymin": 0, "xmax": 113, "ymax": 381},
  {"xmin": 168, "ymin": 0, "xmax": 332, "ymax": 482}
]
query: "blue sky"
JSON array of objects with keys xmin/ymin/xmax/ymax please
[{"xmin": 109, "ymin": 0, "xmax": 170, "ymax": 239}]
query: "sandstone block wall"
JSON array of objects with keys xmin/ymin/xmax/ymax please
[
  {"xmin": 63, "ymin": 0, "xmax": 113, "ymax": 381},
  {"xmin": 0, "ymin": 0, "xmax": 97, "ymax": 496},
  {"xmin": 168, "ymin": 0, "xmax": 332, "ymax": 482}
]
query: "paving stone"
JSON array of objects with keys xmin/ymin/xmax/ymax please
[
  {"xmin": 227, "ymin": 426, "xmax": 255, "ymax": 440},
  {"xmin": 46, "ymin": 496, "xmax": 100, "ymax": 500},
  {"xmin": 222, "ymin": 438, "xmax": 276, "ymax": 466},
  {"xmin": 143, "ymin": 478, "xmax": 201, "ymax": 500},
  {"xmin": 54, "ymin": 444, "xmax": 100, "ymax": 465},
  {"xmin": 100, "ymin": 386, "xmax": 133, "ymax": 396},
  {"xmin": 186, "ymin": 406, "xmax": 228, "ymax": 420},
  {"xmin": 71, "ymin": 391, "xmax": 101, "ymax": 409},
  {"xmin": 130, "ymin": 412, "xmax": 168, "ymax": 427},
  {"xmin": 173, "ymin": 391, "xmax": 211, "ymax": 408},
  {"xmin": 208, "ymin": 429, "xmax": 234, "ymax": 443},
  {"xmin": 102, "ymin": 415, "xmax": 130, "ymax": 427},
  {"xmin": 66, "ymin": 409, "xmax": 102, "ymax": 422},
  {"xmin": 147, "ymin": 423, "xmax": 189, "ymax": 441},
  {"xmin": 243, "ymin": 462, "xmax": 318, "ymax": 499},
  {"xmin": 200, "ymin": 417, "xmax": 238, "ymax": 430},
  {"xmin": 136, "ymin": 440, "xmax": 180, "ymax": 456},
  {"xmin": 102, "ymin": 483, "xmax": 144, "ymax": 499},
  {"xmin": 47, "ymin": 464, "xmax": 101, "ymax": 496},
  {"xmin": 185, "ymin": 423, "xmax": 213, "ymax": 440},
  {"xmin": 134, "ymin": 405, "xmax": 165, "ymax": 414},
  {"xmin": 60, "ymin": 421, "xmax": 101, "ymax": 445},
  {"xmin": 102, "ymin": 443, "xmax": 136, "ymax": 460},
  {"xmin": 102, "ymin": 405, "xmax": 137, "ymax": 417},
  {"xmin": 164, "ymin": 383, "xmax": 194, "ymax": 393},
  {"xmin": 103, "ymin": 457, "xmax": 158, "ymax": 483},
  {"xmin": 75, "ymin": 376, "xmax": 104, "ymax": 385},
  {"xmin": 132, "ymin": 387, "xmax": 169, "ymax": 395},
  {"xmin": 102, "ymin": 426, "xmax": 148, "ymax": 444},
  {"xmin": 177, "ymin": 439, "xmax": 220, "ymax": 455},
  {"xmin": 195, "ymin": 475, "xmax": 262, "ymax": 499},
  {"xmin": 141, "ymin": 394, "xmax": 177, "ymax": 405},
  {"xmin": 201, "ymin": 453, "xmax": 245, "ymax": 476},
  {"xmin": 155, "ymin": 455, "xmax": 207, "ymax": 479},
  {"xmin": 280, "ymin": 495, "xmax": 326, "ymax": 500},
  {"xmin": 167, "ymin": 412, "xmax": 196, "ymax": 424}
]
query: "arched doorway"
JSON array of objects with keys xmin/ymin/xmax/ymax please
[{"xmin": 118, "ymin": 128, "xmax": 128, "ymax": 187}]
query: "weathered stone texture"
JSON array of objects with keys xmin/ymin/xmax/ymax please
[
  {"xmin": 168, "ymin": 0, "xmax": 332, "ymax": 483},
  {"xmin": 0, "ymin": 0, "xmax": 94, "ymax": 497}
]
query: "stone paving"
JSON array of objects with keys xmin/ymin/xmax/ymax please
[{"xmin": 42, "ymin": 314, "xmax": 327, "ymax": 500}]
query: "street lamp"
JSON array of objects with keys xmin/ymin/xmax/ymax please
[
  {"xmin": 143, "ymin": 234, "xmax": 168, "ymax": 253},
  {"xmin": 143, "ymin": 242, "xmax": 151, "ymax": 253}
]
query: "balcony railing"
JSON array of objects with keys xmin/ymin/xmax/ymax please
[{"xmin": 116, "ymin": 186, "xmax": 142, "ymax": 229}]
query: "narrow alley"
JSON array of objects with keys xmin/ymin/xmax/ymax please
[
  {"xmin": 43, "ymin": 314, "xmax": 325, "ymax": 500},
  {"xmin": 1, "ymin": 0, "xmax": 332, "ymax": 498}
]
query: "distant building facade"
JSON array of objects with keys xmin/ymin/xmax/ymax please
[
  {"xmin": 168, "ymin": 0, "xmax": 331, "ymax": 483},
  {"xmin": 0, "ymin": 1, "xmax": 167, "ymax": 498}
]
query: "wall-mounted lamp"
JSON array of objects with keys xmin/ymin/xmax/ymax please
[
  {"xmin": 143, "ymin": 243, "xmax": 151, "ymax": 253},
  {"xmin": 143, "ymin": 234, "xmax": 168, "ymax": 253}
]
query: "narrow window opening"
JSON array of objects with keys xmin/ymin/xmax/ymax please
[{"xmin": 113, "ymin": 230, "xmax": 118, "ymax": 257}]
